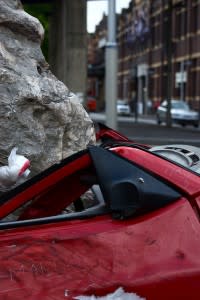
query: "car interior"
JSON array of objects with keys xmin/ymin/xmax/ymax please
[{"xmin": 0, "ymin": 140, "xmax": 182, "ymax": 230}]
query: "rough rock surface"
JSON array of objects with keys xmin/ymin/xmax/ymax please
[{"xmin": 0, "ymin": 0, "xmax": 95, "ymax": 176}]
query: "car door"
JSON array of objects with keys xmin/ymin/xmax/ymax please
[
  {"xmin": 158, "ymin": 101, "xmax": 167, "ymax": 121},
  {"xmin": 0, "ymin": 145, "xmax": 200, "ymax": 300}
]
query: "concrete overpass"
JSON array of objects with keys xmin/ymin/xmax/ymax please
[{"xmin": 22, "ymin": 0, "xmax": 87, "ymax": 102}]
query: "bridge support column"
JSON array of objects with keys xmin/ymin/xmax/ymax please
[{"xmin": 49, "ymin": 0, "xmax": 87, "ymax": 101}]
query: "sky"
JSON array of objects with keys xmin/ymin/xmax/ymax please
[{"xmin": 87, "ymin": 0, "xmax": 131, "ymax": 33}]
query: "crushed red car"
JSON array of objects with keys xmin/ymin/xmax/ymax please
[{"xmin": 0, "ymin": 123, "xmax": 200, "ymax": 299}]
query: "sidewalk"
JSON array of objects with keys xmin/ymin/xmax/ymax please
[
  {"xmin": 89, "ymin": 112, "xmax": 200, "ymax": 146},
  {"xmin": 89, "ymin": 112, "xmax": 156, "ymax": 125}
]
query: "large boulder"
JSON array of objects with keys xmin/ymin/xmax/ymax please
[{"xmin": 0, "ymin": 0, "xmax": 95, "ymax": 176}]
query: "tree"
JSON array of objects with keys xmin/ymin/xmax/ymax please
[{"xmin": 23, "ymin": 3, "xmax": 52, "ymax": 60}]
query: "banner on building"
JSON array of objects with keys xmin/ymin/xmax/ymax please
[{"xmin": 127, "ymin": 1, "xmax": 150, "ymax": 47}]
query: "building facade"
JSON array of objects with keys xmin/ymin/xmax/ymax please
[
  {"xmin": 87, "ymin": 0, "xmax": 200, "ymax": 114},
  {"xmin": 87, "ymin": 14, "xmax": 107, "ymax": 110}
]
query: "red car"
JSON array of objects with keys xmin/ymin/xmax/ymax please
[
  {"xmin": 87, "ymin": 96, "xmax": 97, "ymax": 112},
  {"xmin": 0, "ymin": 124, "xmax": 200, "ymax": 300}
]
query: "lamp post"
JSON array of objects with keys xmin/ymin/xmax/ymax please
[
  {"xmin": 166, "ymin": 0, "xmax": 172, "ymax": 127},
  {"xmin": 105, "ymin": 0, "xmax": 118, "ymax": 130},
  {"xmin": 165, "ymin": 0, "xmax": 187, "ymax": 126}
]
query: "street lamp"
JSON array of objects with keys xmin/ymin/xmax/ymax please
[
  {"xmin": 165, "ymin": 0, "xmax": 187, "ymax": 126},
  {"xmin": 165, "ymin": 0, "xmax": 172, "ymax": 127}
]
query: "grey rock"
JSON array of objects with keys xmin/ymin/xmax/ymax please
[{"xmin": 0, "ymin": 0, "xmax": 95, "ymax": 176}]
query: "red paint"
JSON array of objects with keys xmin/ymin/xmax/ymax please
[
  {"xmin": 0, "ymin": 127, "xmax": 200, "ymax": 299},
  {"xmin": 18, "ymin": 160, "xmax": 30, "ymax": 176},
  {"xmin": 0, "ymin": 153, "xmax": 91, "ymax": 219},
  {"xmin": 112, "ymin": 146, "xmax": 200, "ymax": 198},
  {"xmin": 87, "ymin": 97, "xmax": 97, "ymax": 112},
  {"xmin": 96, "ymin": 124, "xmax": 130, "ymax": 141},
  {"xmin": 0, "ymin": 199, "xmax": 200, "ymax": 299}
]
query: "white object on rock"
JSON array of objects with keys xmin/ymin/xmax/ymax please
[
  {"xmin": 0, "ymin": 147, "xmax": 30, "ymax": 190},
  {"xmin": 75, "ymin": 287, "xmax": 146, "ymax": 300}
]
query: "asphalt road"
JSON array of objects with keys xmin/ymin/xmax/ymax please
[{"xmin": 90, "ymin": 112, "xmax": 200, "ymax": 146}]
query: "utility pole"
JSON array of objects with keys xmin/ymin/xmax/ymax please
[
  {"xmin": 49, "ymin": 0, "xmax": 87, "ymax": 101},
  {"xmin": 166, "ymin": 0, "xmax": 172, "ymax": 127},
  {"xmin": 105, "ymin": 0, "xmax": 118, "ymax": 130}
]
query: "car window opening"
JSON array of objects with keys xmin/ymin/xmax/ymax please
[
  {"xmin": 1, "ymin": 185, "xmax": 106, "ymax": 224},
  {"xmin": 0, "ymin": 139, "xmax": 199, "ymax": 228}
]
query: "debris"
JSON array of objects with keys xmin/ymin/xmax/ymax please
[
  {"xmin": 75, "ymin": 287, "xmax": 146, "ymax": 300},
  {"xmin": 0, "ymin": 147, "xmax": 30, "ymax": 190}
]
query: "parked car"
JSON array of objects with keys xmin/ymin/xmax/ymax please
[
  {"xmin": 0, "ymin": 124, "xmax": 200, "ymax": 299},
  {"xmin": 117, "ymin": 100, "xmax": 131, "ymax": 115},
  {"xmin": 87, "ymin": 96, "xmax": 97, "ymax": 112},
  {"xmin": 156, "ymin": 100, "xmax": 199, "ymax": 127}
]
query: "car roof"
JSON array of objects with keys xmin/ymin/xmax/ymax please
[
  {"xmin": 161, "ymin": 100, "xmax": 187, "ymax": 105},
  {"xmin": 163, "ymin": 100, "xmax": 183, "ymax": 103}
]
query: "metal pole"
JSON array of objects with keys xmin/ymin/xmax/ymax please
[
  {"xmin": 166, "ymin": 0, "xmax": 172, "ymax": 127},
  {"xmin": 105, "ymin": 0, "xmax": 118, "ymax": 130}
]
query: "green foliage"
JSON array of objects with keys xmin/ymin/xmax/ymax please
[{"xmin": 23, "ymin": 4, "xmax": 52, "ymax": 61}]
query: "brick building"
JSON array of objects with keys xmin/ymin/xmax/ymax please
[
  {"xmin": 87, "ymin": 14, "xmax": 107, "ymax": 110},
  {"xmin": 87, "ymin": 0, "xmax": 200, "ymax": 114}
]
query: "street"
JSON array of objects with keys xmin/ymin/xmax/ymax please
[{"xmin": 89, "ymin": 112, "xmax": 200, "ymax": 146}]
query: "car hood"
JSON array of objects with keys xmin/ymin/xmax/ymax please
[
  {"xmin": 117, "ymin": 104, "xmax": 129, "ymax": 107},
  {"xmin": 171, "ymin": 109, "xmax": 198, "ymax": 116}
]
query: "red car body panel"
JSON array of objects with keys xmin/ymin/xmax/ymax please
[
  {"xmin": 113, "ymin": 146, "xmax": 200, "ymax": 197},
  {"xmin": 195, "ymin": 196, "xmax": 200, "ymax": 212},
  {"xmin": 0, "ymin": 125, "xmax": 199, "ymax": 299},
  {"xmin": 0, "ymin": 199, "xmax": 200, "ymax": 299},
  {"xmin": 0, "ymin": 153, "xmax": 91, "ymax": 220}
]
